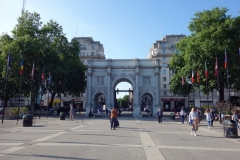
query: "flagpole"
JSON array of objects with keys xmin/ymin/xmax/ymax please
[
  {"xmin": 199, "ymin": 85, "xmax": 201, "ymax": 108},
  {"xmin": 17, "ymin": 74, "xmax": 22, "ymax": 122},
  {"xmin": 39, "ymin": 85, "xmax": 42, "ymax": 119},
  {"xmin": 206, "ymin": 78, "xmax": 209, "ymax": 109},
  {"xmin": 215, "ymin": 57, "xmax": 221, "ymax": 123},
  {"xmin": 226, "ymin": 61, "xmax": 231, "ymax": 117},
  {"xmin": 1, "ymin": 55, "xmax": 10, "ymax": 124},
  {"xmin": 47, "ymin": 89, "xmax": 49, "ymax": 119},
  {"xmin": 187, "ymin": 78, "xmax": 189, "ymax": 107}
]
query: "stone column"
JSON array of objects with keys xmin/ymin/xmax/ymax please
[
  {"xmin": 106, "ymin": 66, "xmax": 112, "ymax": 109},
  {"xmin": 133, "ymin": 59, "xmax": 141, "ymax": 117},
  {"xmin": 154, "ymin": 59, "xmax": 161, "ymax": 115},
  {"xmin": 85, "ymin": 65, "xmax": 92, "ymax": 116}
]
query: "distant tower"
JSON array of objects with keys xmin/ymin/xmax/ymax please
[{"xmin": 22, "ymin": 0, "xmax": 26, "ymax": 13}]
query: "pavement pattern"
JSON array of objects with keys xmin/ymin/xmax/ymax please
[{"xmin": 0, "ymin": 113, "xmax": 240, "ymax": 160}]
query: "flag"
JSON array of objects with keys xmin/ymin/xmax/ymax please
[
  {"xmin": 48, "ymin": 71, "xmax": 51, "ymax": 84},
  {"xmin": 191, "ymin": 70, "xmax": 194, "ymax": 83},
  {"xmin": 7, "ymin": 53, "xmax": 11, "ymax": 69},
  {"xmin": 31, "ymin": 62, "xmax": 34, "ymax": 79},
  {"xmin": 205, "ymin": 62, "xmax": 208, "ymax": 78},
  {"xmin": 197, "ymin": 69, "xmax": 200, "ymax": 83},
  {"xmin": 42, "ymin": 67, "xmax": 44, "ymax": 82},
  {"xmin": 224, "ymin": 48, "xmax": 227, "ymax": 69},
  {"xmin": 20, "ymin": 58, "xmax": 24, "ymax": 75},
  {"xmin": 186, "ymin": 77, "xmax": 192, "ymax": 84},
  {"xmin": 182, "ymin": 76, "xmax": 184, "ymax": 86},
  {"xmin": 215, "ymin": 57, "xmax": 218, "ymax": 76},
  {"xmin": 59, "ymin": 80, "xmax": 62, "ymax": 87}
]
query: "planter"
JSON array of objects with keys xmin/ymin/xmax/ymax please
[
  {"xmin": 23, "ymin": 114, "xmax": 33, "ymax": 127},
  {"xmin": 60, "ymin": 112, "xmax": 65, "ymax": 120}
]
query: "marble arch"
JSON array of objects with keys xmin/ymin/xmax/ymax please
[{"xmin": 85, "ymin": 59, "xmax": 162, "ymax": 117}]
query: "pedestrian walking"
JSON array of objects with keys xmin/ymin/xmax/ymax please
[
  {"xmin": 204, "ymin": 109, "xmax": 212, "ymax": 129},
  {"xmin": 210, "ymin": 109, "xmax": 215, "ymax": 127},
  {"xmin": 110, "ymin": 107, "xmax": 118, "ymax": 130},
  {"xmin": 105, "ymin": 108, "xmax": 108, "ymax": 118},
  {"xmin": 179, "ymin": 107, "xmax": 186, "ymax": 124},
  {"xmin": 232, "ymin": 111, "xmax": 239, "ymax": 129},
  {"xmin": 156, "ymin": 109, "xmax": 163, "ymax": 123},
  {"xmin": 88, "ymin": 107, "xmax": 92, "ymax": 117},
  {"xmin": 69, "ymin": 108, "xmax": 74, "ymax": 121},
  {"xmin": 197, "ymin": 108, "xmax": 202, "ymax": 122},
  {"xmin": 189, "ymin": 108, "xmax": 199, "ymax": 136}
]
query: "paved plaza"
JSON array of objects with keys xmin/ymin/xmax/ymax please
[{"xmin": 0, "ymin": 113, "xmax": 240, "ymax": 160}]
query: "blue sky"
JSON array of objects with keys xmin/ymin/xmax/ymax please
[{"xmin": 1, "ymin": 0, "xmax": 240, "ymax": 98}]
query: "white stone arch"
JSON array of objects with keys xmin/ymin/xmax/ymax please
[
  {"xmin": 91, "ymin": 92, "xmax": 106, "ymax": 113},
  {"xmin": 140, "ymin": 92, "xmax": 154, "ymax": 115},
  {"xmin": 112, "ymin": 77, "xmax": 135, "ymax": 89},
  {"xmin": 85, "ymin": 59, "xmax": 161, "ymax": 117}
]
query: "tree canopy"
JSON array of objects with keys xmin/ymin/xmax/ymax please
[
  {"xmin": 169, "ymin": 7, "xmax": 240, "ymax": 101},
  {"xmin": 117, "ymin": 95, "xmax": 130, "ymax": 108},
  {"xmin": 0, "ymin": 11, "xmax": 87, "ymax": 111}
]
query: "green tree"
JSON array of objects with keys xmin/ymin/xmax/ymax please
[
  {"xmin": 169, "ymin": 7, "xmax": 240, "ymax": 101},
  {"xmin": 117, "ymin": 95, "xmax": 130, "ymax": 108},
  {"xmin": 0, "ymin": 11, "xmax": 86, "ymax": 111}
]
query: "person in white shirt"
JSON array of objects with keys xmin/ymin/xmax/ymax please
[
  {"xmin": 179, "ymin": 107, "xmax": 186, "ymax": 124},
  {"xmin": 204, "ymin": 109, "xmax": 212, "ymax": 129},
  {"xmin": 189, "ymin": 108, "xmax": 199, "ymax": 136}
]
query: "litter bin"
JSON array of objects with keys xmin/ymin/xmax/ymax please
[
  {"xmin": 23, "ymin": 114, "xmax": 33, "ymax": 127},
  {"xmin": 169, "ymin": 113, "xmax": 175, "ymax": 120},
  {"xmin": 223, "ymin": 120, "xmax": 238, "ymax": 138},
  {"xmin": 60, "ymin": 112, "xmax": 65, "ymax": 120}
]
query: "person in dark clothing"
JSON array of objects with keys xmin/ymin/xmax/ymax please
[
  {"xmin": 118, "ymin": 109, "xmax": 121, "ymax": 117},
  {"xmin": 88, "ymin": 107, "xmax": 92, "ymax": 118},
  {"xmin": 210, "ymin": 109, "xmax": 215, "ymax": 127},
  {"xmin": 157, "ymin": 109, "xmax": 163, "ymax": 123},
  {"xmin": 57, "ymin": 108, "xmax": 60, "ymax": 116}
]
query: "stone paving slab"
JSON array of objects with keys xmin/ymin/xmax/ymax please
[{"xmin": 0, "ymin": 115, "xmax": 240, "ymax": 160}]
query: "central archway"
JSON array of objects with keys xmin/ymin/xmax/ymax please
[{"xmin": 85, "ymin": 59, "xmax": 162, "ymax": 117}]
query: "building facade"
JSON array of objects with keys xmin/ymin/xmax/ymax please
[{"xmin": 147, "ymin": 34, "xmax": 239, "ymax": 110}]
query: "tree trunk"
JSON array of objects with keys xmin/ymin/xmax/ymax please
[
  {"xmin": 219, "ymin": 87, "xmax": 224, "ymax": 102},
  {"xmin": 30, "ymin": 93, "xmax": 35, "ymax": 114},
  {"xmin": 50, "ymin": 92, "xmax": 56, "ymax": 108}
]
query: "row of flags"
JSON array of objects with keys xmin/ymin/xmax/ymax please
[
  {"xmin": 182, "ymin": 48, "xmax": 230, "ymax": 86},
  {"xmin": 6, "ymin": 54, "xmax": 61, "ymax": 86}
]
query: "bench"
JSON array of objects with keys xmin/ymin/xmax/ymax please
[
  {"xmin": 141, "ymin": 113, "xmax": 150, "ymax": 118},
  {"xmin": 94, "ymin": 113, "xmax": 104, "ymax": 118}
]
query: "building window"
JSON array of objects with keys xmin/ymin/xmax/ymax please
[
  {"xmin": 162, "ymin": 70, "xmax": 166, "ymax": 74},
  {"xmin": 80, "ymin": 45, "xmax": 86, "ymax": 50},
  {"xmin": 91, "ymin": 52, "xmax": 94, "ymax": 56},
  {"xmin": 162, "ymin": 57, "xmax": 166, "ymax": 60},
  {"xmin": 82, "ymin": 52, "xmax": 85, "ymax": 56},
  {"xmin": 79, "ymin": 52, "xmax": 82, "ymax": 56},
  {"xmin": 162, "ymin": 49, "xmax": 165, "ymax": 54},
  {"xmin": 163, "ymin": 91, "xmax": 167, "ymax": 96},
  {"xmin": 162, "ymin": 43, "xmax": 165, "ymax": 47},
  {"xmin": 162, "ymin": 63, "xmax": 167, "ymax": 67},
  {"xmin": 163, "ymin": 77, "xmax": 166, "ymax": 81},
  {"xmin": 172, "ymin": 50, "xmax": 174, "ymax": 53},
  {"xmin": 163, "ymin": 84, "xmax": 167, "ymax": 88},
  {"xmin": 92, "ymin": 45, "xmax": 94, "ymax": 50}
]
